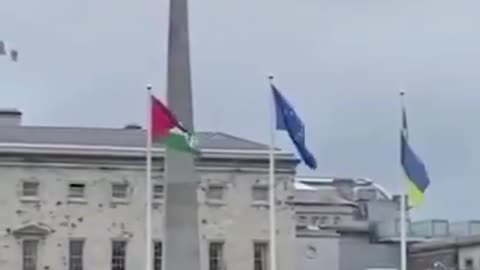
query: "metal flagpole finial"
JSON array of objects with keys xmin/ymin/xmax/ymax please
[
  {"xmin": 268, "ymin": 74, "xmax": 275, "ymax": 82},
  {"xmin": 399, "ymin": 90, "xmax": 407, "ymax": 107},
  {"xmin": 146, "ymin": 84, "xmax": 153, "ymax": 91}
]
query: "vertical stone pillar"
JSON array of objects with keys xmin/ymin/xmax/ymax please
[{"xmin": 164, "ymin": 0, "xmax": 201, "ymax": 269}]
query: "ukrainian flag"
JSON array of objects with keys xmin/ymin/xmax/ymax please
[{"xmin": 401, "ymin": 108, "xmax": 431, "ymax": 207}]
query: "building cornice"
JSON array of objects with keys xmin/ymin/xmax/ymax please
[
  {"xmin": 296, "ymin": 229, "xmax": 340, "ymax": 238},
  {"xmin": 0, "ymin": 142, "xmax": 296, "ymax": 161},
  {"xmin": 409, "ymin": 235, "xmax": 480, "ymax": 253},
  {"xmin": 296, "ymin": 222, "xmax": 370, "ymax": 237},
  {"xmin": 294, "ymin": 202, "xmax": 358, "ymax": 207},
  {"xmin": 0, "ymin": 160, "xmax": 296, "ymax": 174}
]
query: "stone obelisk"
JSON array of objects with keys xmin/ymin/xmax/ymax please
[{"xmin": 164, "ymin": 0, "xmax": 200, "ymax": 269}]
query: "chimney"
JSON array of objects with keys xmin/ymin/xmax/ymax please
[
  {"xmin": 333, "ymin": 178, "xmax": 355, "ymax": 201},
  {"xmin": 124, "ymin": 123, "xmax": 142, "ymax": 130},
  {"xmin": 0, "ymin": 109, "xmax": 22, "ymax": 126}
]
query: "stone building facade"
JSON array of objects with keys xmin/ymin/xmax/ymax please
[
  {"xmin": 409, "ymin": 220, "xmax": 480, "ymax": 270},
  {"xmin": 294, "ymin": 177, "xmax": 404, "ymax": 270},
  {"xmin": 0, "ymin": 110, "xmax": 298, "ymax": 270}
]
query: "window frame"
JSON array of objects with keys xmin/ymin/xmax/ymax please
[
  {"xmin": 296, "ymin": 215, "xmax": 308, "ymax": 229},
  {"xmin": 68, "ymin": 182, "xmax": 87, "ymax": 204},
  {"xmin": 206, "ymin": 184, "xmax": 226, "ymax": 205},
  {"xmin": 69, "ymin": 238, "xmax": 85, "ymax": 270},
  {"xmin": 251, "ymin": 185, "xmax": 269, "ymax": 206},
  {"xmin": 22, "ymin": 239, "xmax": 39, "ymax": 270},
  {"xmin": 153, "ymin": 240, "xmax": 163, "ymax": 270},
  {"xmin": 253, "ymin": 241, "xmax": 269, "ymax": 270},
  {"xmin": 111, "ymin": 239, "xmax": 128, "ymax": 270},
  {"xmin": 20, "ymin": 180, "xmax": 40, "ymax": 202},
  {"xmin": 111, "ymin": 183, "xmax": 130, "ymax": 204},
  {"xmin": 465, "ymin": 258, "xmax": 474, "ymax": 270},
  {"xmin": 152, "ymin": 184, "xmax": 165, "ymax": 202},
  {"xmin": 311, "ymin": 216, "xmax": 320, "ymax": 227},
  {"xmin": 333, "ymin": 216, "xmax": 341, "ymax": 225},
  {"xmin": 208, "ymin": 241, "xmax": 225, "ymax": 270}
]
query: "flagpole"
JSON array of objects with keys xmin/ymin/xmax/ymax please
[
  {"xmin": 268, "ymin": 75, "xmax": 277, "ymax": 270},
  {"xmin": 399, "ymin": 90, "xmax": 407, "ymax": 270},
  {"xmin": 145, "ymin": 84, "xmax": 153, "ymax": 270}
]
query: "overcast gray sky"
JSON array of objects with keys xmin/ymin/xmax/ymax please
[{"xmin": 1, "ymin": 0, "xmax": 480, "ymax": 220}]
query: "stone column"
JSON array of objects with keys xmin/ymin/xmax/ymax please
[{"xmin": 164, "ymin": 0, "xmax": 201, "ymax": 269}]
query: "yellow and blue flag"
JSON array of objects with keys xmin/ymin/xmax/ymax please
[{"xmin": 401, "ymin": 107, "xmax": 431, "ymax": 207}]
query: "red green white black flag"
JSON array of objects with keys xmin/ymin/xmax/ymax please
[{"xmin": 150, "ymin": 95, "xmax": 198, "ymax": 153}]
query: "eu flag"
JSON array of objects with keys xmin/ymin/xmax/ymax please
[{"xmin": 271, "ymin": 84, "xmax": 317, "ymax": 169}]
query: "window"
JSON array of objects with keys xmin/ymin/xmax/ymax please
[
  {"xmin": 22, "ymin": 182, "xmax": 39, "ymax": 197},
  {"xmin": 311, "ymin": 216, "xmax": 319, "ymax": 226},
  {"xmin": 153, "ymin": 185, "xmax": 164, "ymax": 200},
  {"xmin": 23, "ymin": 240, "xmax": 38, "ymax": 270},
  {"xmin": 252, "ymin": 186, "xmax": 268, "ymax": 203},
  {"xmin": 69, "ymin": 184, "xmax": 86, "ymax": 199},
  {"xmin": 298, "ymin": 215, "xmax": 307, "ymax": 227},
  {"xmin": 297, "ymin": 216, "xmax": 307, "ymax": 229},
  {"xmin": 209, "ymin": 242, "xmax": 224, "ymax": 270},
  {"xmin": 111, "ymin": 240, "xmax": 127, "ymax": 270},
  {"xmin": 206, "ymin": 185, "xmax": 225, "ymax": 201},
  {"xmin": 333, "ymin": 216, "xmax": 341, "ymax": 225},
  {"xmin": 465, "ymin": 258, "xmax": 473, "ymax": 270},
  {"xmin": 69, "ymin": 239, "xmax": 84, "ymax": 270},
  {"xmin": 253, "ymin": 242, "xmax": 268, "ymax": 270},
  {"xmin": 320, "ymin": 216, "xmax": 328, "ymax": 225},
  {"xmin": 153, "ymin": 241, "xmax": 162, "ymax": 270},
  {"xmin": 112, "ymin": 184, "xmax": 128, "ymax": 200}
]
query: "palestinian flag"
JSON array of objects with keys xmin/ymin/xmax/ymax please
[{"xmin": 151, "ymin": 95, "xmax": 198, "ymax": 153}]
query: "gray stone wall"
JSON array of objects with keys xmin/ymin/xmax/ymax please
[
  {"xmin": 295, "ymin": 232, "xmax": 400, "ymax": 270},
  {"xmin": 198, "ymin": 173, "xmax": 295, "ymax": 270},
  {"xmin": 458, "ymin": 245, "xmax": 480, "ymax": 270},
  {"xmin": 0, "ymin": 162, "xmax": 295, "ymax": 270},
  {"xmin": 296, "ymin": 234, "xmax": 340, "ymax": 270},
  {"xmin": 409, "ymin": 249, "xmax": 457, "ymax": 270},
  {"xmin": 339, "ymin": 235, "xmax": 400, "ymax": 270}
]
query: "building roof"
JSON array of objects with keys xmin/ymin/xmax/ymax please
[
  {"xmin": 295, "ymin": 188, "xmax": 357, "ymax": 206},
  {"xmin": 296, "ymin": 176, "xmax": 392, "ymax": 200},
  {"xmin": 294, "ymin": 182, "xmax": 317, "ymax": 191},
  {"xmin": 0, "ymin": 108, "xmax": 21, "ymax": 115},
  {"xmin": 296, "ymin": 176, "xmax": 373, "ymax": 185},
  {"xmin": 410, "ymin": 234, "xmax": 480, "ymax": 253},
  {"xmin": 294, "ymin": 177, "xmax": 357, "ymax": 206},
  {"xmin": 0, "ymin": 126, "xmax": 271, "ymax": 151}
]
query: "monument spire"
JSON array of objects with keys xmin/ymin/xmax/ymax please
[{"xmin": 164, "ymin": 0, "xmax": 201, "ymax": 269}]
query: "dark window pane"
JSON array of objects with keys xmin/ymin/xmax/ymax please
[
  {"xmin": 69, "ymin": 240, "xmax": 84, "ymax": 270},
  {"xmin": 154, "ymin": 241, "xmax": 162, "ymax": 270},
  {"xmin": 112, "ymin": 241, "xmax": 127, "ymax": 270}
]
